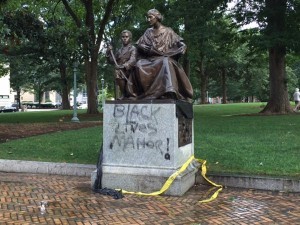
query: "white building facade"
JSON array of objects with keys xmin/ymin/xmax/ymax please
[{"xmin": 0, "ymin": 67, "xmax": 15, "ymax": 107}]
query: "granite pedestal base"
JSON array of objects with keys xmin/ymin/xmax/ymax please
[{"xmin": 91, "ymin": 100, "xmax": 197, "ymax": 196}]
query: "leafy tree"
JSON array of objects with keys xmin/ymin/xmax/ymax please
[
  {"xmin": 231, "ymin": 0, "xmax": 300, "ymax": 113},
  {"xmin": 59, "ymin": 0, "xmax": 117, "ymax": 114},
  {"xmin": 0, "ymin": 2, "xmax": 84, "ymax": 110},
  {"xmin": 241, "ymin": 51, "xmax": 269, "ymax": 102},
  {"xmin": 171, "ymin": 0, "xmax": 232, "ymax": 104},
  {"xmin": 209, "ymin": 17, "xmax": 242, "ymax": 104},
  {"xmin": 286, "ymin": 54, "xmax": 300, "ymax": 98},
  {"xmin": 39, "ymin": 17, "xmax": 79, "ymax": 110},
  {"xmin": 0, "ymin": 6, "xmax": 51, "ymax": 106}
]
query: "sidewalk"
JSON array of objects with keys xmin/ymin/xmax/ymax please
[{"xmin": 0, "ymin": 171, "xmax": 299, "ymax": 224}]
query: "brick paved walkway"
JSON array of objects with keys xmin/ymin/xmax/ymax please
[{"xmin": 0, "ymin": 172, "xmax": 299, "ymax": 225}]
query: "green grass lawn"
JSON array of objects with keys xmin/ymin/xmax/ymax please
[
  {"xmin": 0, "ymin": 109, "xmax": 102, "ymax": 164},
  {"xmin": 0, "ymin": 104, "xmax": 299, "ymax": 178},
  {"xmin": 194, "ymin": 103, "xmax": 300, "ymax": 178},
  {"xmin": 0, "ymin": 109, "xmax": 102, "ymax": 123},
  {"xmin": 0, "ymin": 126, "xmax": 102, "ymax": 164}
]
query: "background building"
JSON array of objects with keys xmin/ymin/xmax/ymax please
[{"xmin": 0, "ymin": 69, "xmax": 15, "ymax": 107}]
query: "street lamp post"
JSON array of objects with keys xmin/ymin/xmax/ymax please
[
  {"xmin": 71, "ymin": 62, "xmax": 80, "ymax": 122},
  {"xmin": 101, "ymin": 77, "xmax": 105, "ymax": 110}
]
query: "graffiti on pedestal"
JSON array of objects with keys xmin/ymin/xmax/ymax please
[{"xmin": 109, "ymin": 104, "xmax": 171, "ymax": 160}]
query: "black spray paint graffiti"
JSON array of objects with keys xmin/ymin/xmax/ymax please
[
  {"xmin": 113, "ymin": 104, "xmax": 161, "ymax": 124},
  {"xmin": 164, "ymin": 138, "xmax": 170, "ymax": 160},
  {"xmin": 109, "ymin": 104, "xmax": 171, "ymax": 160}
]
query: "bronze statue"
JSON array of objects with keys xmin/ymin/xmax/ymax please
[
  {"xmin": 106, "ymin": 30, "xmax": 137, "ymax": 100},
  {"xmin": 134, "ymin": 9, "xmax": 193, "ymax": 101}
]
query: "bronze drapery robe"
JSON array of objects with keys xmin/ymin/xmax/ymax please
[{"xmin": 135, "ymin": 26, "xmax": 193, "ymax": 101}]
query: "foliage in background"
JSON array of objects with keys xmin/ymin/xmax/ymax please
[
  {"xmin": 231, "ymin": 0, "xmax": 300, "ymax": 113},
  {"xmin": 0, "ymin": 0, "xmax": 300, "ymax": 114}
]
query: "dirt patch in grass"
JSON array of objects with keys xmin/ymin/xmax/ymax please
[{"xmin": 0, "ymin": 121, "xmax": 102, "ymax": 143}]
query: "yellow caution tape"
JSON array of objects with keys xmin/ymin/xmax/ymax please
[
  {"xmin": 194, "ymin": 158, "xmax": 223, "ymax": 203},
  {"xmin": 117, "ymin": 155, "xmax": 223, "ymax": 203}
]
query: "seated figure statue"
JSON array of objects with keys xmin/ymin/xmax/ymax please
[{"xmin": 134, "ymin": 9, "xmax": 193, "ymax": 101}]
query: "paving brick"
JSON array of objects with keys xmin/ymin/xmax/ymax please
[{"xmin": 0, "ymin": 172, "xmax": 300, "ymax": 224}]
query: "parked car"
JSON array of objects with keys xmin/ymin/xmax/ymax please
[
  {"xmin": 11, "ymin": 103, "xmax": 19, "ymax": 111},
  {"xmin": 52, "ymin": 102, "xmax": 62, "ymax": 108},
  {"xmin": 0, "ymin": 103, "xmax": 18, "ymax": 113},
  {"xmin": 78, "ymin": 103, "xmax": 88, "ymax": 109}
]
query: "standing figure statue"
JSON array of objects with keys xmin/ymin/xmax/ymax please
[
  {"xmin": 106, "ymin": 30, "xmax": 137, "ymax": 100},
  {"xmin": 134, "ymin": 9, "xmax": 193, "ymax": 101}
]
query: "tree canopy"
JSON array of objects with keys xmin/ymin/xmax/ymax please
[{"xmin": 0, "ymin": 0, "xmax": 300, "ymax": 114}]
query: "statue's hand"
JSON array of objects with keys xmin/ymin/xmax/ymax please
[
  {"xmin": 179, "ymin": 45, "xmax": 187, "ymax": 55},
  {"xmin": 178, "ymin": 41, "xmax": 187, "ymax": 55},
  {"xmin": 107, "ymin": 45, "xmax": 113, "ymax": 51},
  {"xmin": 140, "ymin": 44, "xmax": 151, "ymax": 52},
  {"xmin": 106, "ymin": 45, "xmax": 113, "ymax": 57}
]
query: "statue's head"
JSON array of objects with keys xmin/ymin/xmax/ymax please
[
  {"xmin": 121, "ymin": 30, "xmax": 132, "ymax": 41},
  {"xmin": 147, "ymin": 9, "xmax": 163, "ymax": 22}
]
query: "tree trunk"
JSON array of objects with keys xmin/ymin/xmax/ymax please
[
  {"xmin": 59, "ymin": 61, "xmax": 70, "ymax": 109},
  {"xmin": 260, "ymin": 47, "xmax": 291, "ymax": 113},
  {"xmin": 261, "ymin": 0, "xmax": 292, "ymax": 114},
  {"xmin": 86, "ymin": 51, "xmax": 99, "ymax": 114},
  {"xmin": 62, "ymin": 0, "xmax": 115, "ymax": 114},
  {"xmin": 16, "ymin": 88, "xmax": 21, "ymax": 108},
  {"xmin": 198, "ymin": 58, "xmax": 208, "ymax": 104},
  {"xmin": 221, "ymin": 67, "xmax": 227, "ymax": 104},
  {"xmin": 37, "ymin": 87, "xmax": 43, "ymax": 106}
]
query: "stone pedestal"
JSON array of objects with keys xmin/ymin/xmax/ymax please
[{"xmin": 91, "ymin": 100, "xmax": 197, "ymax": 196}]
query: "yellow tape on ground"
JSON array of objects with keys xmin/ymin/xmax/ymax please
[
  {"xmin": 118, "ymin": 155, "xmax": 222, "ymax": 203},
  {"xmin": 194, "ymin": 158, "xmax": 223, "ymax": 203}
]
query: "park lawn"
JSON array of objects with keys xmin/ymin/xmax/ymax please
[
  {"xmin": 0, "ymin": 109, "xmax": 102, "ymax": 164},
  {"xmin": 0, "ymin": 109, "xmax": 102, "ymax": 123},
  {"xmin": 194, "ymin": 103, "xmax": 300, "ymax": 178},
  {"xmin": 0, "ymin": 127, "xmax": 102, "ymax": 164},
  {"xmin": 0, "ymin": 103, "xmax": 299, "ymax": 178}
]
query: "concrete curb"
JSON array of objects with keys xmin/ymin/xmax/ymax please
[
  {"xmin": 0, "ymin": 159, "xmax": 299, "ymax": 192},
  {"xmin": 196, "ymin": 173, "xmax": 300, "ymax": 192},
  {"xmin": 0, "ymin": 159, "xmax": 96, "ymax": 177}
]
